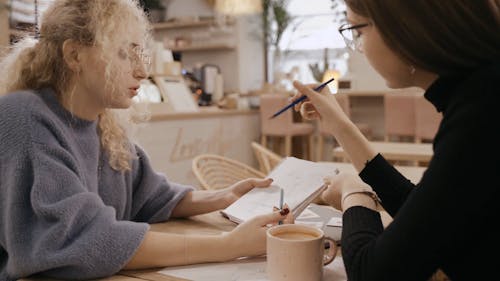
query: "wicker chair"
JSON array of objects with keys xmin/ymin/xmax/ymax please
[
  {"xmin": 251, "ymin": 141, "xmax": 283, "ymax": 174},
  {"xmin": 192, "ymin": 154, "xmax": 265, "ymax": 190}
]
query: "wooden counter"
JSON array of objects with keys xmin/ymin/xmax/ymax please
[
  {"xmin": 146, "ymin": 104, "xmax": 258, "ymax": 121},
  {"xmin": 133, "ymin": 104, "xmax": 261, "ymax": 187}
]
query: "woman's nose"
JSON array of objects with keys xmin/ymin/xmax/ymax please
[{"xmin": 133, "ymin": 63, "xmax": 148, "ymax": 80}]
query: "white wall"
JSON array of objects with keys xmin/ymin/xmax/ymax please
[
  {"xmin": 235, "ymin": 14, "xmax": 265, "ymax": 93},
  {"xmin": 165, "ymin": 0, "xmax": 213, "ymax": 20},
  {"xmin": 348, "ymin": 52, "xmax": 390, "ymax": 91}
]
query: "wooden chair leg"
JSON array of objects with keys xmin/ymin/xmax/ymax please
[
  {"xmin": 284, "ymin": 136, "xmax": 292, "ymax": 157},
  {"xmin": 317, "ymin": 135, "xmax": 324, "ymax": 162},
  {"xmin": 308, "ymin": 135, "xmax": 315, "ymax": 161},
  {"xmin": 261, "ymin": 135, "xmax": 267, "ymax": 148}
]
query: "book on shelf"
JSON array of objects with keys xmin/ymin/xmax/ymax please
[{"xmin": 221, "ymin": 157, "xmax": 339, "ymax": 224}]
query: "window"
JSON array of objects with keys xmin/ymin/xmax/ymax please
[
  {"xmin": 269, "ymin": 0, "xmax": 349, "ymax": 88},
  {"xmin": 9, "ymin": 0, "xmax": 52, "ymax": 29}
]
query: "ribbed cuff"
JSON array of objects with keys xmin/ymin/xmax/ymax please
[{"xmin": 341, "ymin": 206, "xmax": 383, "ymax": 249}]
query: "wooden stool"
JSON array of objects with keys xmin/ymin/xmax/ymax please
[{"xmin": 259, "ymin": 94, "xmax": 315, "ymax": 160}]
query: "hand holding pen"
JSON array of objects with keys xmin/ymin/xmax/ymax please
[
  {"xmin": 278, "ymin": 188, "xmax": 284, "ymax": 225},
  {"xmin": 273, "ymin": 189, "xmax": 292, "ymax": 225},
  {"xmin": 269, "ymin": 78, "xmax": 335, "ymax": 119}
]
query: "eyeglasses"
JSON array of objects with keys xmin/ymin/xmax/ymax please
[
  {"xmin": 119, "ymin": 45, "xmax": 152, "ymax": 71},
  {"xmin": 338, "ymin": 23, "xmax": 370, "ymax": 52}
]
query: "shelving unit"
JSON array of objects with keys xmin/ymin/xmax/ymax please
[
  {"xmin": 151, "ymin": 16, "xmax": 245, "ymax": 92},
  {"xmin": 152, "ymin": 17, "xmax": 235, "ymax": 30},
  {"xmin": 170, "ymin": 43, "xmax": 235, "ymax": 52},
  {"xmin": 152, "ymin": 17, "xmax": 236, "ymax": 52}
]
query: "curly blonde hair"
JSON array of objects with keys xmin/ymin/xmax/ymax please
[{"xmin": 0, "ymin": 0, "xmax": 152, "ymax": 172}]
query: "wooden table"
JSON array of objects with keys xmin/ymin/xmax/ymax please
[
  {"xmin": 332, "ymin": 141, "xmax": 433, "ymax": 163},
  {"xmin": 20, "ymin": 161, "xmax": 425, "ymax": 281},
  {"xmin": 324, "ymin": 161, "xmax": 426, "ymax": 184}
]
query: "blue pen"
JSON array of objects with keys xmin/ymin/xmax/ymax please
[
  {"xmin": 278, "ymin": 188, "xmax": 284, "ymax": 225},
  {"xmin": 269, "ymin": 77, "xmax": 335, "ymax": 119}
]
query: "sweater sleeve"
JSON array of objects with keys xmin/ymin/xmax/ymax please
[
  {"xmin": 359, "ymin": 153, "xmax": 416, "ymax": 216},
  {"xmin": 129, "ymin": 145, "xmax": 194, "ymax": 223},
  {"xmin": 1, "ymin": 140, "xmax": 149, "ymax": 280}
]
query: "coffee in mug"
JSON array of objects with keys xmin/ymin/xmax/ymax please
[
  {"xmin": 273, "ymin": 231, "xmax": 319, "ymax": 240},
  {"xmin": 266, "ymin": 224, "xmax": 337, "ymax": 281}
]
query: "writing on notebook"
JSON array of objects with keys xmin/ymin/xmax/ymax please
[{"xmin": 221, "ymin": 157, "xmax": 339, "ymax": 224}]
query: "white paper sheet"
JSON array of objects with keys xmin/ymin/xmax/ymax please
[
  {"xmin": 158, "ymin": 257, "xmax": 267, "ymax": 281},
  {"xmin": 157, "ymin": 256, "xmax": 347, "ymax": 281},
  {"xmin": 222, "ymin": 157, "xmax": 339, "ymax": 223},
  {"xmin": 327, "ymin": 217, "xmax": 343, "ymax": 227},
  {"xmin": 296, "ymin": 208, "xmax": 321, "ymax": 219}
]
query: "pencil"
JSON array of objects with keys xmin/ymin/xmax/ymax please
[
  {"xmin": 269, "ymin": 78, "xmax": 335, "ymax": 119},
  {"xmin": 278, "ymin": 188, "xmax": 284, "ymax": 225}
]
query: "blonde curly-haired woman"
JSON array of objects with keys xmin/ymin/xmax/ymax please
[{"xmin": 0, "ymin": 1, "xmax": 292, "ymax": 279}]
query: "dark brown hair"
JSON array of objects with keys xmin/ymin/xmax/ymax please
[{"xmin": 344, "ymin": 0, "xmax": 500, "ymax": 75}]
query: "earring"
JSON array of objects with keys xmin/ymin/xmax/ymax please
[{"xmin": 409, "ymin": 65, "xmax": 416, "ymax": 75}]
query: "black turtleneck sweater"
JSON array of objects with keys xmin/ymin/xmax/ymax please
[{"xmin": 341, "ymin": 63, "xmax": 500, "ymax": 281}]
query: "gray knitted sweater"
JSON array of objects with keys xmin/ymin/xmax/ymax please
[{"xmin": 0, "ymin": 88, "xmax": 193, "ymax": 280}]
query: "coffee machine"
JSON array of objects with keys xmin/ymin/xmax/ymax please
[{"xmin": 196, "ymin": 64, "xmax": 221, "ymax": 106}]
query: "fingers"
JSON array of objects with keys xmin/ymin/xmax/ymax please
[
  {"xmin": 272, "ymin": 203, "xmax": 294, "ymax": 224},
  {"xmin": 253, "ymin": 208, "xmax": 290, "ymax": 226},
  {"xmin": 282, "ymin": 203, "xmax": 295, "ymax": 224},
  {"xmin": 299, "ymin": 102, "xmax": 321, "ymax": 120},
  {"xmin": 292, "ymin": 81, "xmax": 323, "ymax": 111},
  {"xmin": 272, "ymin": 205, "xmax": 290, "ymax": 216},
  {"xmin": 243, "ymin": 178, "xmax": 273, "ymax": 189},
  {"xmin": 254, "ymin": 178, "xmax": 273, "ymax": 187},
  {"xmin": 323, "ymin": 177, "xmax": 333, "ymax": 186},
  {"xmin": 283, "ymin": 213, "xmax": 295, "ymax": 224},
  {"xmin": 322, "ymin": 169, "xmax": 341, "ymax": 185},
  {"xmin": 293, "ymin": 80, "xmax": 323, "ymax": 103},
  {"xmin": 292, "ymin": 95, "xmax": 307, "ymax": 112}
]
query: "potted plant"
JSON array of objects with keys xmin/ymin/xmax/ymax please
[{"xmin": 262, "ymin": 0, "xmax": 294, "ymax": 85}]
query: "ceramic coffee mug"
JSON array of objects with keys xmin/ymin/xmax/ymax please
[{"xmin": 266, "ymin": 224, "xmax": 337, "ymax": 281}]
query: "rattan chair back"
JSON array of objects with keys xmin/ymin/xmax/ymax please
[{"xmin": 192, "ymin": 154, "xmax": 265, "ymax": 190}]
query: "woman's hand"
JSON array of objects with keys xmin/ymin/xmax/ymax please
[
  {"xmin": 224, "ymin": 178, "xmax": 274, "ymax": 206},
  {"xmin": 292, "ymin": 80, "xmax": 351, "ymax": 135},
  {"xmin": 322, "ymin": 172, "xmax": 372, "ymax": 210},
  {"xmin": 224, "ymin": 206, "xmax": 294, "ymax": 258}
]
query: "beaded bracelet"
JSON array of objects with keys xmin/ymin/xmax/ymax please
[{"xmin": 341, "ymin": 187, "xmax": 381, "ymax": 210}]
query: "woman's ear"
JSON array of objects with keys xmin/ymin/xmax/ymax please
[{"xmin": 62, "ymin": 39, "xmax": 82, "ymax": 72}]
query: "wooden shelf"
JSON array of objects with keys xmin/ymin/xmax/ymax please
[
  {"xmin": 170, "ymin": 43, "xmax": 235, "ymax": 52},
  {"xmin": 152, "ymin": 18, "xmax": 235, "ymax": 30}
]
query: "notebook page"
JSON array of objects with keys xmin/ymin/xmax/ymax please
[{"xmin": 221, "ymin": 157, "xmax": 338, "ymax": 223}]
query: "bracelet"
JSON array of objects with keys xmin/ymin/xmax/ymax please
[{"xmin": 341, "ymin": 187, "xmax": 381, "ymax": 210}]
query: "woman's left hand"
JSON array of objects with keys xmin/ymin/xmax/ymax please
[
  {"xmin": 225, "ymin": 178, "xmax": 273, "ymax": 206},
  {"xmin": 225, "ymin": 206, "xmax": 294, "ymax": 258},
  {"xmin": 322, "ymin": 172, "xmax": 370, "ymax": 210}
]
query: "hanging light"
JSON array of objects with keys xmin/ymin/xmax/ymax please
[{"xmin": 214, "ymin": 0, "xmax": 262, "ymax": 15}]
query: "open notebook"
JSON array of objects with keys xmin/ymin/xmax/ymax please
[{"xmin": 221, "ymin": 157, "xmax": 339, "ymax": 224}]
